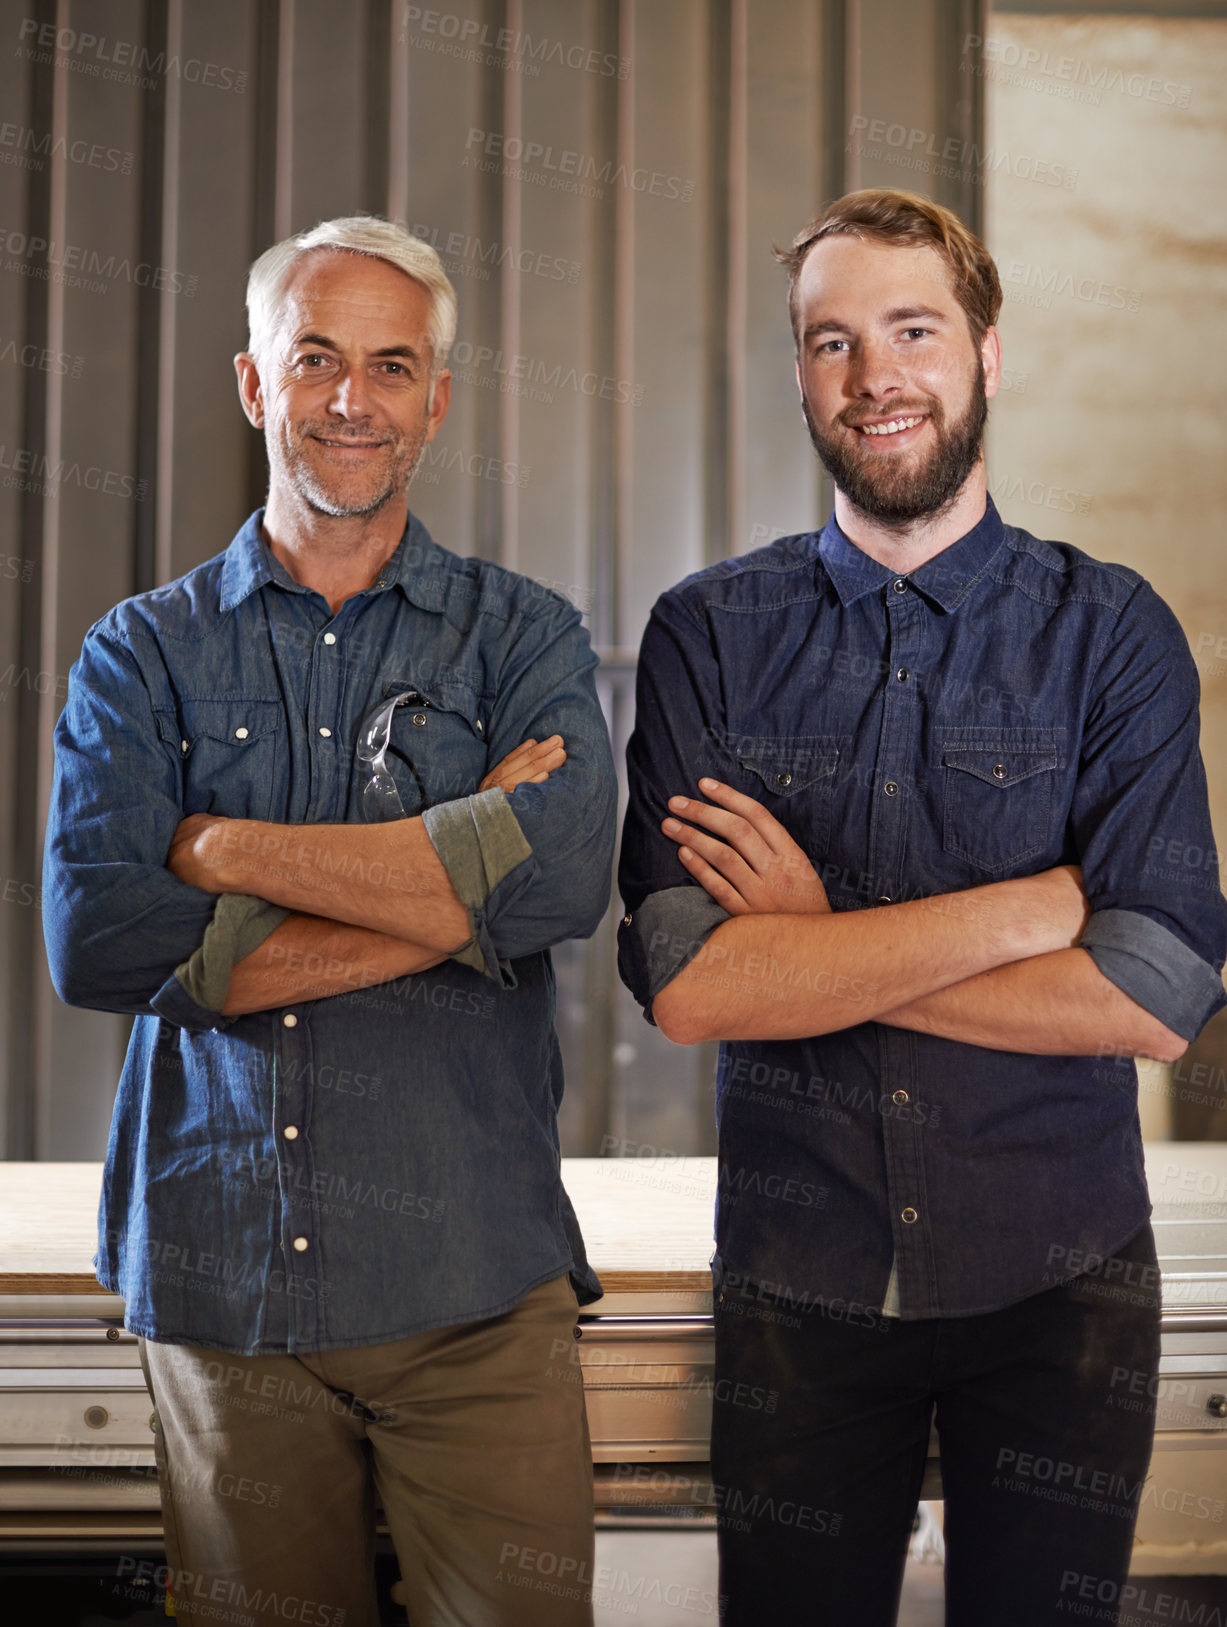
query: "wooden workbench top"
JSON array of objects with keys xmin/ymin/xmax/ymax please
[{"xmin": 0, "ymin": 1158, "xmax": 719, "ymax": 1297}]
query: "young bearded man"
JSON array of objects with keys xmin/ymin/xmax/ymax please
[
  {"xmin": 43, "ymin": 216, "xmax": 615, "ymax": 1627},
  {"xmin": 617, "ymin": 189, "xmax": 1226, "ymax": 1626}
]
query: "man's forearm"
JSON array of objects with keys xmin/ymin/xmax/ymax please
[
  {"xmin": 175, "ymin": 817, "xmax": 472, "ymax": 951},
  {"xmin": 222, "ymin": 913, "xmax": 446, "ymax": 1016},
  {"xmin": 875, "ymin": 946, "xmax": 1187, "ymax": 1061},
  {"xmin": 652, "ymin": 868, "xmax": 1086, "ymax": 1044}
]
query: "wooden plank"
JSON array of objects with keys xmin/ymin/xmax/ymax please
[{"xmin": 0, "ymin": 1158, "xmax": 718, "ymax": 1296}]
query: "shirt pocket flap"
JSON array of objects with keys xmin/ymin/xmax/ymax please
[
  {"xmin": 941, "ymin": 744, "xmax": 1058, "ymax": 789},
  {"xmin": 728, "ymin": 735, "xmax": 843, "ymax": 797},
  {"xmin": 380, "ymin": 678, "xmax": 484, "ymax": 733},
  {"xmin": 179, "ymin": 699, "xmax": 283, "ymax": 747}
]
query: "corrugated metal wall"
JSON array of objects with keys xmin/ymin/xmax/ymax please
[{"xmin": 0, "ymin": 0, "xmax": 983, "ymax": 1159}]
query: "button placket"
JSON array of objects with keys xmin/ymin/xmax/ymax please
[{"xmin": 871, "ymin": 583, "xmax": 930, "ymax": 1313}]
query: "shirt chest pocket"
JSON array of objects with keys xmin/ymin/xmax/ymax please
[
  {"xmin": 941, "ymin": 730, "xmax": 1061, "ymax": 875},
  {"xmin": 699, "ymin": 732, "xmax": 847, "ymax": 860},
  {"xmin": 168, "ymin": 700, "xmax": 283, "ymax": 821},
  {"xmin": 357, "ymin": 681, "xmax": 488, "ymax": 820}
]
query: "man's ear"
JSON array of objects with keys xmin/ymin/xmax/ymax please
[
  {"xmin": 981, "ymin": 326, "xmax": 1002, "ymax": 401},
  {"xmin": 424, "ymin": 369, "xmax": 451, "ymax": 441},
  {"xmin": 234, "ymin": 352, "xmax": 264, "ymax": 428}
]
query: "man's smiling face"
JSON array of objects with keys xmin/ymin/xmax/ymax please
[
  {"xmin": 795, "ymin": 234, "xmax": 1000, "ymax": 530},
  {"xmin": 245, "ymin": 249, "xmax": 450, "ymax": 522}
]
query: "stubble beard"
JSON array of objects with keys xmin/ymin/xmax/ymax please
[
  {"xmin": 803, "ymin": 359, "xmax": 989, "ymax": 532},
  {"xmin": 277, "ymin": 413, "xmax": 432, "ymax": 520}
]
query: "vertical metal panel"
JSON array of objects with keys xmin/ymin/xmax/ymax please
[
  {"xmin": 0, "ymin": 0, "xmax": 51, "ymax": 1158},
  {"xmin": 161, "ymin": 1, "xmax": 260, "ymax": 585},
  {"xmin": 742, "ymin": 0, "xmax": 829, "ymax": 549}
]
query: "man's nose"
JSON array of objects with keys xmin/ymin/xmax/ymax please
[
  {"xmin": 848, "ymin": 340, "xmax": 905, "ymax": 400},
  {"xmin": 327, "ymin": 368, "xmax": 374, "ymax": 421}
]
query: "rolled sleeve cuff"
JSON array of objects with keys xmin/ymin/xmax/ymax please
[
  {"xmin": 422, "ymin": 789, "xmax": 534, "ymax": 986},
  {"xmin": 165, "ymin": 894, "xmax": 291, "ymax": 1023},
  {"xmin": 1081, "ymin": 908, "xmax": 1227, "ymax": 1041},
  {"xmin": 618, "ymin": 885, "xmax": 731, "ymax": 1024}
]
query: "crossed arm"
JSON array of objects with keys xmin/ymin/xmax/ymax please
[
  {"xmin": 650, "ymin": 777, "xmax": 1187, "ymax": 1061},
  {"xmin": 168, "ymin": 736, "xmax": 565, "ymax": 1016}
]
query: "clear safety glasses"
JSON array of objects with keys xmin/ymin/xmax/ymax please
[{"xmin": 354, "ymin": 689, "xmax": 431, "ymax": 822}]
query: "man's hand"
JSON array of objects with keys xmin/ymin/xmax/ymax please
[
  {"xmin": 479, "ymin": 735, "xmax": 566, "ymax": 794},
  {"xmin": 662, "ymin": 778, "xmax": 831, "ymax": 916}
]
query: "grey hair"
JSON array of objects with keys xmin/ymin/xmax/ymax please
[{"xmin": 244, "ymin": 215, "xmax": 458, "ymax": 376}]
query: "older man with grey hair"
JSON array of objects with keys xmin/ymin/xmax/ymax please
[{"xmin": 43, "ymin": 216, "xmax": 616, "ymax": 1627}]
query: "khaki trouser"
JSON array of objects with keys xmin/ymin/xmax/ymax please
[{"xmin": 139, "ymin": 1275, "xmax": 595, "ymax": 1627}]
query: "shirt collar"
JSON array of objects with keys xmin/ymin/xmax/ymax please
[
  {"xmin": 218, "ymin": 508, "xmax": 453, "ymax": 615},
  {"xmin": 817, "ymin": 496, "xmax": 1006, "ymax": 612}
]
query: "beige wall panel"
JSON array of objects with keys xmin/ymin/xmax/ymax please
[{"xmin": 985, "ymin": 12, "xmax": 1227, "ymax": 925}]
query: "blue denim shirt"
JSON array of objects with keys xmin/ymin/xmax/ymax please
[
  {"xmin": 43, "ymin": 510, "xmax": 616, "ymax": 1354},
  {"xmin": 618, "ymin": 500, "xmax": 1227, "ymax": 1319}
]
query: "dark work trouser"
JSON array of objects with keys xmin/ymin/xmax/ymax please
[{"xmin": 713, "ymin": 1226, "xmax": 1161, "ymax": 1627}]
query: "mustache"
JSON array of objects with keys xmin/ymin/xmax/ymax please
[
  {"xmin": 840, "ymin": 402, "xmax": 937, "ymax": 429},
  {"xmin": 300, "ymin": 421, "xmax": 396, "ymax": 445}
]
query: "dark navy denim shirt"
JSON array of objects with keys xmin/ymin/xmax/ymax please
[
  {"xmin": 618, "ymin": 499, "xmax": 1226, "ymax": 1320},
  {"xmin": 43, "ymin": 510, "xmax": 616, "ymax": 1355}
]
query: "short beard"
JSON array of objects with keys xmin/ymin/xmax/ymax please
[
  {"xmin": 279, "ymin": 417, "xmax": 431, "ymax": 520},
  {"xmin": 804, "ymin": 360, "xmax": 988, "ymax": 532}
]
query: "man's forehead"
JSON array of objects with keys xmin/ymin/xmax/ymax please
[
  {"xmin": 278, "ymin": 250, "xmax": 426, "ymax": 313},
  {"xmin": 797, "ymin": 236, "xmax": 957, "ymax": 309},
  {"xmin": 274, "ymin": 251, "xmax": 433, "ymax": 343}
]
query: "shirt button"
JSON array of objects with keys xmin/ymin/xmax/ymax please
[
  {"xmin": 884, "ymin": 781, "xmax": 899, "ymax": 796},
  {"xmin": 896, "ymin": 668, "xmax": 908, "ymax": 681},
  {"xmin": 623, "ymin": 914, "xmax": 632, "ymax": 926},
  {"xmin": 475, "ymin": 720, "xmax": 484, "ymax": 733},
  {"xmin": 413, "ymin": 713, "xmax": 427, "ymax": 726},
  {"xmin": 318, "ymin": 726, "xmax": 332, "ymax": 739},
  {"xmin": 776, "ymin": 772, "xmax": 792, "ymax": 787},
  {"xmin": 180, "ymin": 740, "xmax": 188, "ymax": 753},
  {"xmin": 892, "ymin": 578, "xmax": 907, "ymax": 594},
  {"xmin": 323, "ymin": 632, "xmax": 337, "ymax": 646},
  {"xmin": 892, "ymin": 1090, "xmax": 909, "ymax": 1105},
  {"xmin": 283, "ymin": 1013, "xmax": 298, "ymax": 1028},
  {"xmin": 234, "ymin": 727, "xmax": 249, "ymax": 740},
  {"xmin": 292, "ymin": 1236, "xmax": 309, "ymax": 1252},
  {"xmin": 992, "ymin": 763, "xmax": 1006, "ymax": 779},
  {"xmin": 901, "ymin": 1207, "xmax": 918, "ymax": 1224},
  {"xmin": 877, "ymin": 895, "xmax": 892, "ymax": 904},
  {"xmin": 283, "ymin": 1125, "xmax": 299, "ymax": 1140}
]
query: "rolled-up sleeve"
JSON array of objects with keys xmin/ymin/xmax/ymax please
[
  {"xmin": 170, "ymin": 894, "xmax": 290, "ymax": 1015},
  {"xmin": 617, "ymin": 588, "xmax": 733, "ymax": 1022},
  {"xmin": 43, "ymin": 621, "xmax": 277, "ymax": 1032},
  {"xmin": 423, "ymin": 596, "xmax": 616, "ymax": 981},
  {"xmin": 1072, "ymin": 581, "xmax": 1226, "ymax": 1039}
]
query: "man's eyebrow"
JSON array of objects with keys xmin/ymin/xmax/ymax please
[
  {"xmin": 884, "ymin": 305, "xmax": 948, "ymax": 325},
  {"xmin": 802, "ymin": 305, "xmax": 950, "ymax": 340},
  {"xmin": 803, "ymin": 319, "xmax": 852, "ymax": 340},
  {"xmin": 291, "ymin": 333, "xmax": 425, "ymax": 361}
]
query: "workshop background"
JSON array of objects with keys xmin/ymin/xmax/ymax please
[{"xmin": 0, "ymin": 0, "xmax": 1225, "ymax": 1167}]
